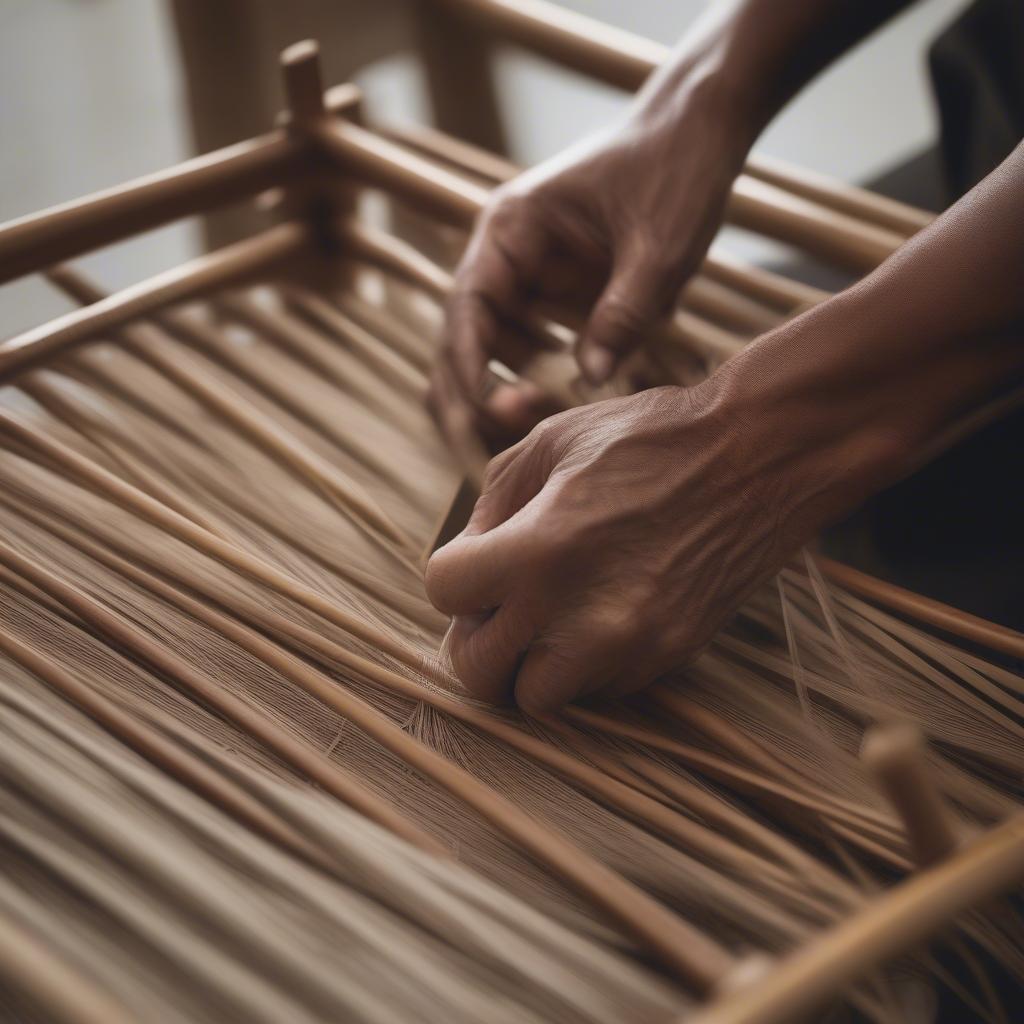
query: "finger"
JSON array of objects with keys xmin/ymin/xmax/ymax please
[
  {"xmin": 483, "ymin": 379, "xmax": 565, "ymax": 442},
  {"xmin": 426, "ymin": 450, "xmax": 554, "ymax": 618},
  {"xmin": 446, "ymin": 212, "xmax": 545, "ymax": 400},
  {"xmin": 513, "ymin": 634, "xmax": 625, "ymax": 716},
  {"xmin": 439, "ymin": 337, "xmax": 561, "ymax": 443},
  {"xmin": 445, "ymin": 281, "xmax": 500, "ymax": 401},
  {"xmin": 576, "ymin": 249, "xmax": 677, "ymax": 385},
  {"xmin": 447, "ymin": 601, "xmax": 537, "ymax": 704},
  {"xmin": 425, "ymin": 527, "xmax": 515, "ymax": 615},
  {"xmin": 512, "ymin": 593, "xmax": 671, "ymax": 714},
  {"xmin": 425, "ymin": 481, "xmax": 552, "ymax": 610}
]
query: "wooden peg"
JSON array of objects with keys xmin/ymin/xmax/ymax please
[
  {"xmin": 862, "ymin": 723, "xmax": 961, "ymax": 867},
  {"xmin": 280, "ymin": 39, "xmax": 326, "ymax": 130}
]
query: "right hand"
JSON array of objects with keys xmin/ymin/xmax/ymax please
[{"xmin": 430, "ymin": 82, "xmax": 752, "ymax": 446}]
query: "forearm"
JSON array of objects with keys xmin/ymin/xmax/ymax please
[
  {"xmin": 633, "ymin": 0, "xmax": 918, "ymax": 141},
  {"xmin": 716, "ymin": 142, "xmax": 1024, "ymax": 538}
]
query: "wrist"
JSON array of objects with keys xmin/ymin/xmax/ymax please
[
  {"xmin": 622, "ymin": 1, "xmax": 782, "ymax": 153},
  {"xmin": 702, "ymin": 297, "xmax": 914, "ymax": 542},
  {"xmin": 626, "ymin": 25, "xmax": 766, "ymax": 162}
]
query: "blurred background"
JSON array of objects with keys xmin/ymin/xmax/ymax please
[{"xmin": 0, "ymin": 0, "xmax": 967, "ymax": 336}]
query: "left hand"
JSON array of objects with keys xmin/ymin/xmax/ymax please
[{"xmin": 425, "ymin": 380, "xmax": 837, "ymax": 713}]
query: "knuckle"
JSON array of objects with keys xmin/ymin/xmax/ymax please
[
  {"xmin": 588, "ymin": 603, "xmax": 645, "ymax": 648},
  {"xmin": 596, "ymin": 298, "xmax": 648, "ymax": 342},
  {"xmin": 527, "ymin": 407, "xmax": 573, "ymax": 457},
  {"xmin": 481, "ymin": 446, "xmax": 518, "ymax": 492},
  {"xmin": 527, "ymin": 416, "xmax": 555, "ymax": 451}
]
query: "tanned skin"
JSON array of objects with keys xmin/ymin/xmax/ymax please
[{"xmin": 425, "ymin": 0, "xmax": 1024, "ymax": 713}]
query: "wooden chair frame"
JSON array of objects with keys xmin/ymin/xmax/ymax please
[{"xmin": 0, "ymin": 6, "xmax": 1021, "ymax": 1022}]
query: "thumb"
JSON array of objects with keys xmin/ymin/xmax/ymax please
[
  {"xmin": 577, "ymin": 251, "xmax": 675, "ymax": 385},
  {"xmin": 425, "ymin": 439, "xmax": 550, "ymax": 616}
]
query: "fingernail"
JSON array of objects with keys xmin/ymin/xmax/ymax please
[{"xmin": 581, "ymin": 346, "xmax": 614, "ymax": 385}]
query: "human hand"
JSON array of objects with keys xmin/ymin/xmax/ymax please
[
  {"xmin": 425, "ymin": 373, "xmax": 862, "ymax": 713},
  {"xmin": 430, "ymin": 80, "xmax": 752, "ymax": 448}
]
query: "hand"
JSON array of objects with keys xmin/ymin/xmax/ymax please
[
  {"xmin": 425, "ymin": 378, "xmax": 848, "ymax": 713},
  {"xmin": 430, "ymin": 79, "xmax": 752, "ymax": 447}
]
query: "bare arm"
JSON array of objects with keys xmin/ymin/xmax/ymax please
[{"xmin": 433, "ymin": 0, "xmax": 922, "ymax": 440}]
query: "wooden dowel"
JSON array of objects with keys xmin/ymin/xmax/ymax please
[
  {"xmin": 679, "ymin": 277, "xmax": 782, "ymax": 335},
  {"xmin": 377, "ymin": 122, "xmax": 520, "ymax": 185},
  {"xmin": 319, "ymin": 290, "xmax": 434, "ymax": 373},
  {"xmin": 567, "ymin": 706, "xmax": 890, "ymax": 836},
  {"xmin": 727, "ymin": 175, "xmax": 903, "ymax": 272},
  {"xmin": 340, "ymin": 219, "xmax": 453, "ymax": 298},
  {"xmin": 816, "ymin": 556, "xmax": 1024, "ymax": 663},
  {"xmin": 644, "ymin": 684, "xmax": 903, "ymax": 841},
  {"xmin": 281, "ymin": 40, "xmax": 326, "ymax": 127},
  {"xmin": 861, "ymin": 725, "xmax": 963, "ymax": 867},
  {"xmin": 16, "ymin": 373, "xmax": 226, "ymax": 537},
  {"xmin": 316, "ymin": 119, "xmax": 489, "ymax": 224},
  {"xmin": 0, "ymin": 223, "xmax": 311, "ymax": 383},
  {"xmin": 145, "ymin": 303, "xmax": 413, "ymax": 497},
  {"xmin": 701, "ymin": 253, "xmax": 830, "ymax": 312},
  {"xmin": 612, "ymin": 751, "xmax": 854, "ymax": 902},
  {"xmin": 690, "ymin": 815, "xmax": 1024, "ymax": 1024},
  {"xmin": 435, "ymin": 0, "xmax": 661, "ymax": 92},
  {"xmin": 281, "ymin": 287, "xmax": 427, "ymax": 394},
  {"xmin": 434, "ymin": 0, "xmax": 931, "ymax": 240},
  {"xmin": 0, "ymin": 133, "xmax": 307, "ymax": 286},
  {"xmin": 745, "ymin": 155, "xmax": 934, "ymax": 237}
]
